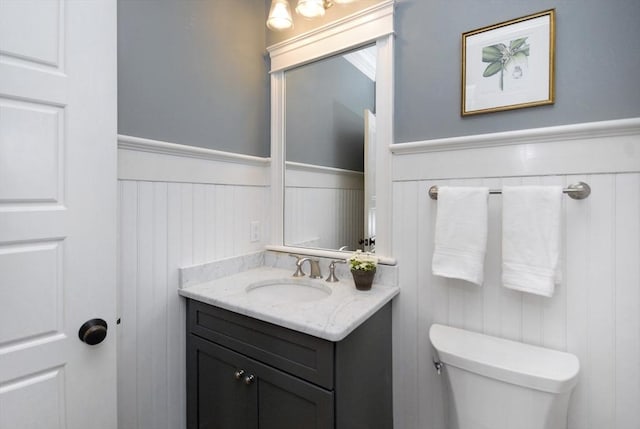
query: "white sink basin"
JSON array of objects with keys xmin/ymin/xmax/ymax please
[{"xmin": 246, "ymin": 278, "xmax": 332, "ymax": 303}]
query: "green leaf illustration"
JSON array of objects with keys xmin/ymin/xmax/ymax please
[
  {"xmin": 509, "ymin": 38, "xmax": 528, "ymax": 51},
  {"xmin": 512, "ymin": 51, "xmax": 529, "ymax": 61},
  {"xmin": 483, "ymin": 61, "xmax": 503, "ymax": 77},
  {"xmin": 480, "ymin": 37, "xmax": 530, "ymax": 91},
  {"xmin": 482, "ymin": 45, "xmax": 503, "ymax": 62}
]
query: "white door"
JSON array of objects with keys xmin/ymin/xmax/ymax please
[
  {"xmin": 0, "ymin": 1, "xmax": 117, "ymax": 428},
  {"xmin": 363, "ymin": 109, "xmax": 376, "ymax": 252}
]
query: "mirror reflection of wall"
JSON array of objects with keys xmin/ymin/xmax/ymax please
[{"xmin": 284, "ymin": 45, "xmax": 376, "ymax": 251}]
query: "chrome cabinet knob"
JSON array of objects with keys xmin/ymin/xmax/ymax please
[
  {"xmin": 244, "ymin": 374, "xmax": 255, "ymax": 385},
  {"xmin": 234, "ymin": 369, "xmax": 245, "ymax": 380}
]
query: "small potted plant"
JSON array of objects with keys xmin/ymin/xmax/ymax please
[{"xmin": 349, "ymin": 250, "xmax": 378, "ymax": 291}]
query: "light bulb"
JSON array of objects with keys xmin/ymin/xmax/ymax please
[
  {"xmin": 267, "ymin": 0, "xmax": 293, "ymax": 30},
  {"xmin": 295, "ymin": 0, "xmax": 325, "ymax": 19}
]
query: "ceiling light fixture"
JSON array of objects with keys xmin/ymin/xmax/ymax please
[{"xmin": 267, "ymin": 0, "xmax": 357, "ymax": 31}]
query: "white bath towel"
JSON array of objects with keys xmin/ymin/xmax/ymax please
[
  {"xmin": 502, "ymin": 186, "xmax": 563, "ymax": 297},
  {"xmin": 432, "ymin": 186, "xmax": 489, "ymax": 286}
]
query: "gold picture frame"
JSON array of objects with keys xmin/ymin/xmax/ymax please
[{"xmin": 461, "ymin": 9, "xmax": 555, "ymax": 116}]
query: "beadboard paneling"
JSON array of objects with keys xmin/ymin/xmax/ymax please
[
  {"xmin": 392, "ymin": 172, "xmax": 640, "ymax": 429},
  {"xmin": 284, "ymin": 161, "xmax": 364, "ymax": 250},
  {"xmin": 117, "ymin": 180, "xmax": 269, "ymax": 429},
  {"xmin": 285, "ymin": 186, "xmax": 363, "ymax": 250}
]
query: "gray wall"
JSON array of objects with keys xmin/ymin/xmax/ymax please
[
  {"xmin": 395, "ymin": 0, "xmax": 640, "ymax": 142},
  {"xmin": 119, "ymin": 1, "xmax": 640, "ymax": 155},
  {"xmin": 286, "ymin": 55, "xmax": 375, "ymax": 171},
  {"xmin": 118, "ymin": 0, "xmax": 270, "ymax": 156}
]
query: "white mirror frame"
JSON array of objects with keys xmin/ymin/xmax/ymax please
[{"xmin": 266, "ymin": 0, "xmax": 395, "ymax": 264}]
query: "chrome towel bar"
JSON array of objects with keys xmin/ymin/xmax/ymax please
[{"xmin": 428, "ymin": 181, "xmax": 591, "ymax": 200}]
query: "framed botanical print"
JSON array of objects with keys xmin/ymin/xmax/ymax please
[{"xmin": 462, "ymin": 9, "xmax": 555, "ymax": 116}]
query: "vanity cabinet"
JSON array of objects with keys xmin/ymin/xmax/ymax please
[{"xmin": 186, "ymin": 299, "xmax": 392, "ymax": 429}]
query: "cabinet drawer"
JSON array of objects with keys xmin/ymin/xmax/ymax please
[{"xmin": 188, "ymin": 300, "xmax": 334, "ymax": 389}]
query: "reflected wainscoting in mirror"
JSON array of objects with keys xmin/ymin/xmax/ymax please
[
  {"xmin": 285, "ymin": 161, "xmax": 364, "ymax": 250},
  {"xmin": 284, "ymin": 45, "xmax": 376, "ymax": 252}
]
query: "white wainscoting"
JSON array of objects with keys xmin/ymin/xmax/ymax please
[
  {"xmin": 285, "ymin": 161, "xmax": 364, "ymax": 250},
  {"xmin": 390, "ymin": 118, "xmax": 640, "ymax": 429},
  {"xmin": 118, "ymin": 134, "xmax": 270, "ymax": 185},
  {"xmin": 117, "ymin": 136, "xmax": 270, "ymax": 429}
]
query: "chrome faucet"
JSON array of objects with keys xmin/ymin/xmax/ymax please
[
  {"xmin": 326, "ymin": 259, "xmax": 346, "ymax": 282},
  {"xmin": 290, "ymin": 254, "xmax": 322, "ymax": 278}
]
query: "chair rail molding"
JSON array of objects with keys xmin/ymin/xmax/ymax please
[
  {"xmin": 118, "ymin": 134, "xmax": 270, "ymax": 186},
  {"xmin": 392, "ymin": 117, "xmax": 640, "ymax": 181}
]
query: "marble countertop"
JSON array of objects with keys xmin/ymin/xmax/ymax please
[{"xmin": 178, "ymin": 266, "xmax": 399, "ymax": 342}]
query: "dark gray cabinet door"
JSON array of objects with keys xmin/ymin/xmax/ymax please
[
  {"xmin": 188, "ymin": 335, "xmax": 333, "ymax": 429},
  {"xmin": 255, "ymin": 356, "xmax": 334, "ymax": 429},
  {"xmin": 188, "ymin": 335, "xmax": 258, "ymax": 429}
]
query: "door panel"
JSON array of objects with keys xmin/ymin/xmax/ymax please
[
  {"xmin": 0, "ymin": 367, "xmax": 65, "ymax": 429},
  {"xmin": 0, "ymin": 98, "xmax": 63, "ymax": 202},
  {"xmin": 0, "ymin": 1, "xmax": 116, "ymax": 428},
  {"xmin": 0, "ymin": 240, "xmax": 63, "ymax": 345},
  {"xmin": 0, "ymin": 0, "xmax": 62, "ymax": 67}
]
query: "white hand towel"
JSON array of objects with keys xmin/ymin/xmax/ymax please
[
  {"xmin": 502, "ymin": 186, "xmax": 562, "ymax": 297},
  {"xmin": 432, "ymin": 186, "xmax": 489, "ymax": 286}
]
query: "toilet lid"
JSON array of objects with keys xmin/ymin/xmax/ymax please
[{"xmin": 429, "ymin": 324, "xmax": 580, "ymax": 393}]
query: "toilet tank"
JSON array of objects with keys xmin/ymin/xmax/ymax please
[
  {"xmin": 429, "ymin": 324, "xmax": 580, "ymax": 429},
  {"xmin": 429, "ymin": 324, "xmax": 579, "ymax": 393}
]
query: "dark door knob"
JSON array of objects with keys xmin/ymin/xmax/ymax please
[
  {"xmin": 358, "ymin": 238, "xmax": 376, "ymax": 246},
  {"xmin": 78, "ymin": 318, "xmax": 108, "ymax": 345}
]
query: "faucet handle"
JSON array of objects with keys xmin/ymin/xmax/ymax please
[
  {"xmin": 291, "ymin": 255, "xmax": 308, "ymax": 277},
  {"xmin": 326, "ymin": 259, "xmax": 347, "ymax": 282},
  {"xmin": 289, "ymin": 255, "xmax": 322, "ymax": 279},
  {"xmin": 289, "ymin": 254, "xmax": 304, "ymax": 276}
]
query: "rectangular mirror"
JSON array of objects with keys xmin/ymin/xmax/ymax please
[
  {"xmin": 267, "ymin": 0, "xmax": 394, "ymax": 261},
  {"xmin": 284, "ymin": 45, "xmax": 377, "ymax": 252}
]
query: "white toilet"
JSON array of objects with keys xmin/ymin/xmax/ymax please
[{"xmin": 429, "ymin": 324, "xmax": 580, "ymax": 429}]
